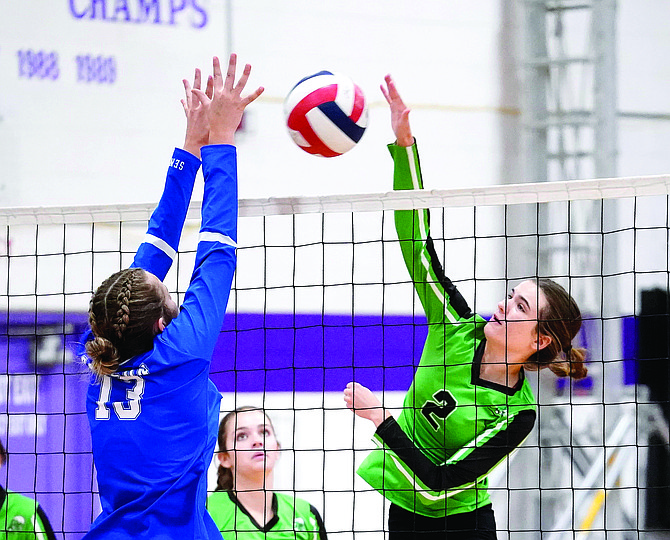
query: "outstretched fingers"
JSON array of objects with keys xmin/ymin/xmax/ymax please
[
  {"xmin": 382, "ymin": 74, "xmax": 404, "ymax": 105},
  {"xmin": 181, "ymin": 78, "xmax": 193, "ymax": 115},
  {"xmin": 234, "ymin": 63, "xmax": 252, "ymax": 94},
  {"xmin": 211, "ymin": 54, "xmax": 261, "ymax": 103},
  {"xmin": 202, "ymin": 53, "xmax": 263, "ymax": 145},
  {"xmin": 380, "ymin": 84, "xmax": 391, "ymax": 105},
  {"xmin": 182, "ymin": 68, "xmax": 205, "ymax": 115},
  {"xmin": 205, "ymin": 74, "xmax": 214, "ymax": 99},
  {"xmin": 183, "ymin": 77, "xmax": 193, "ymax": 96},
  {"xmin": 190, "ymin": 87, "xmax": 210, "ymax": 106},
  {"xmin": 381, "ymin": 73, "xmax": 413, "ymax": 146},
  {"xmin": 242, "ymin": 85, "xmax": 265, "ymax": 106},
  {"xmin": 211, "ymin": 55, "xmax": 224, "ymax": 91},
  {"xmin": 232, "ymin": 62, "xmax": 263, "ymax": 105},
  {"xmin": 381, "ymin": 74, "xmax": 394, "ymax": 104},
  {"xmin": 193, "ymin": 68, "xmax": 202, "ymax": 91},
  {"xmin": 224, "ymin": 53, "xmax": 237, "ymax": 91}
]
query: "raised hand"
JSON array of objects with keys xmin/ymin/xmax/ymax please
[
  {"xmin": 182, "ymin": 68, "xmax": 214, "ymax": 158},
  {"xmin": 380, "ymin": 74, "xmax": 414, "ymax": 147},
  {"xmin": 192, "ymin": 54, "xmax": 264, "ymax": 146},
  {"xmin": 343, "ymin": 382, "xmax": 390, "ymax": 428}
]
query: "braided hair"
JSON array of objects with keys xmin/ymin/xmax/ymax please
[{"xmin": 86, "ymin": 268, "xmax": 165, "ymax": 377}]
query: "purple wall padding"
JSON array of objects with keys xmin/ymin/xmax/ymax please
[
  {"xmin": 3, "ymin": 310, "xmax": 622, "ymax": 538},
  {"xmin": 1, "ymin": 311, "xmax": 428, "ymax": 539}
]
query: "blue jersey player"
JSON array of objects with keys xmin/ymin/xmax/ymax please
[{"xmin": 82, "ymin": 55, "xmax": 264, "ymax": 539}]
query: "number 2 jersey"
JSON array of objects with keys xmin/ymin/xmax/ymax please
[
  {"xmin": 83, "ymin": 146, "xmax": 237, "ymax": 539},
  {"xmin": 356, "ymin": 142, "xmax": 537, "ymax": 518}
]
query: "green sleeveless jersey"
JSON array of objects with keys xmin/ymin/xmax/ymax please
[
  {"xmin": 356, "ymin": 142, "xmax": 537, "ymax": 518},
  {"xmin": 0, "ymin": 487, "xmax": 56, "ymax": 540},
  {"xmin": 207, "ymin": 491, "xmax": 326, "ymax": 540}
]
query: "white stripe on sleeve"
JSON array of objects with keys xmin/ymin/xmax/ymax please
[
  {"xmin": 199, "ymin": 231, "xmax": 237, "ymax": 248},
  {"xmin": 405, "ymin": 146, "xmax": 458, "ymax": 325},
  {"xmin": 143, "ymin": 234, "xmax": 177, "ymax": 260}
]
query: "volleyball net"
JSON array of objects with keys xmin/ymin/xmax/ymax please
[{"xmin": 2, "ymin": 174, "xmax": 670, "ymax": 539}]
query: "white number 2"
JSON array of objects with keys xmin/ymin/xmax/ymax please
[{"xmin": 95, "ymin": 373, "xmax": 145, "ymax": 420}]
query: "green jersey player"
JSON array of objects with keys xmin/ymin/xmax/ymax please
[
  {"xmin": 0, "ymin": 441, "xmax": 56, "ymax": 540},
  {"xmin": 344, "ymin": 75, "xmax": 589, "ymax": 540},
  {"xmin": 208, "ymin": 407, "xmax": 327, "ymax": 540}
]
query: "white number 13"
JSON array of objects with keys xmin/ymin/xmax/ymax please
[{"xmin": 95, "ymin": 374, "xmax": 145, "ymax": 420}]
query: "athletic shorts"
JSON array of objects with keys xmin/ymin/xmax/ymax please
[{"xmin": 388, "ymin": 503, "xmax": 498, "ymax": 540}]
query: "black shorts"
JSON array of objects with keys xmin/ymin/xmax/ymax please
[{"xmin": 388, "ymin": 503, "xmax": 498, "ymax": 540}]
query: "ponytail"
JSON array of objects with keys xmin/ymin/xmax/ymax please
[
  {"xmin": 216, "ymin": 463, "xmax": 234, "ymax": 491},
  {"xmin": 546, "ymin": 346, "xmax": 588, "ymax": 380}
]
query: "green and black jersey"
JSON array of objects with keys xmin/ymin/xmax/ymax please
[
  {"xmin": 207, "ymin": 491, "xmax": 326, "ymax": 540},
  {"xmin": 0, "ymin": 486, "xmax": 56, "ymax": 540},
  {"xmin": 357, "ymin": 142, "xmax": 537, "ymax": 518}
]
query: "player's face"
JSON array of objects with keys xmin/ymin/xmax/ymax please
[
  {"xmin": 484, "ymin": 280, "xmax": 549, "ymax": 361},
  {"xmin": 220, "ymin": 410, "xmax": 280, "ymax": 480},
  {"xmin": 145, "ymin": 271, "xmax": 178, "ymax": 325}
]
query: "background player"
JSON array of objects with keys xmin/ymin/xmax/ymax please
[
  {"xmin": 343, "ymin": 74, "xmax": 588, "ymax": 540},
  {"xmin": 207, "ymin": 406, "xmax": 327, "ymax": 540},
  {"xmin": 81, "ymin": 54, "xmax": 263, "ymax": 538},
  {"xmin": 0, "ymin": 440, "xmax": 56, "ymax": 540}
]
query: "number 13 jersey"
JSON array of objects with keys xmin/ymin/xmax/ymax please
[{"xmin": 84, "ymin": 147, "xmax": 236, "ymax": 539}]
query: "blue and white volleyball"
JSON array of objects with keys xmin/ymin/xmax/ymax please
[{"xmin": 284, "ymin": 71, "xmax": 368, "ymax": 157}]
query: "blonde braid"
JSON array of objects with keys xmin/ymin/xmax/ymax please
[
  {"xmin": 87, "ymin": 267, "xmax": 165, "ymax": 376},
  {"xmin": 87, "ymin": 269, "xmax": 137, "ymax": 377},
  {"xmin": 113, "ymin": 274, "xmax": 134, "ymax": 340}
]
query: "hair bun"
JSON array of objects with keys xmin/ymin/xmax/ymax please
[{"xmin": 85, "ymin": 336, "xmax": 121, "ymax": 376}]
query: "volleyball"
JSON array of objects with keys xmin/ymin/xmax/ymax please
[{"xmin": 284, "ymin": 71, "xmax": 368, "ymax": 157}]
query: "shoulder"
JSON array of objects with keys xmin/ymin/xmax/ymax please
[
  {"xmin": 428, "ymin": 316, "xmax": 485, "ymax": 357},
  {"xmin": 426, "ymin": 310, "xmax": 484, "ymax": 335},
  {"xmin": 206, "ymin": 490, "xmax": 235, "ymax": 522},
  {"xmin": 275, "ymin": 494, "xmax": 325, "ymax": 535},
  {"xmin": 516, "ymin": 376, "xmax": 538, "ymax": 407},
  {"xmin": 275, "ymin": 492, "xmax": 299, "ymax": 507},
  {"xmin": 276, "ymin": 493, "xmax": 312, "ymax": 513},
  {"xmin": 207, "ymin": 490, "xmax": 233, "ymax": 507},
  {"xmin": 3, "ymin": 491, "xmax": 41, "ymax": 526},
  {"xmin": 5, "ymin": 490, "xmax": 37, "ymax": 509}
]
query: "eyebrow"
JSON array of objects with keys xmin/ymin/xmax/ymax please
[
  {"xmin": 512, "ymin": 289, "xmax": 531, "ymax": 310},
  {"xmin": 235, "ymin": 424, "xmax": 269, "ymax": 432}
]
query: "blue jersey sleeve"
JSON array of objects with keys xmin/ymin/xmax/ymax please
[
  {"xmin": 77, "ymin": 148, "xmax": 199, "ymax": 364},
  {"xmin": 132, "ymin": 148, "xmax": 200, "ymax": 280},
  {"xmin": 159, "ymin": 144, "xmax": 237, "ymax": 363}
]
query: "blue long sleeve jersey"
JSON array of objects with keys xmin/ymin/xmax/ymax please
[{"xmin": 83, "ymin": 146, "xmax": 237, "ymax": 539}]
